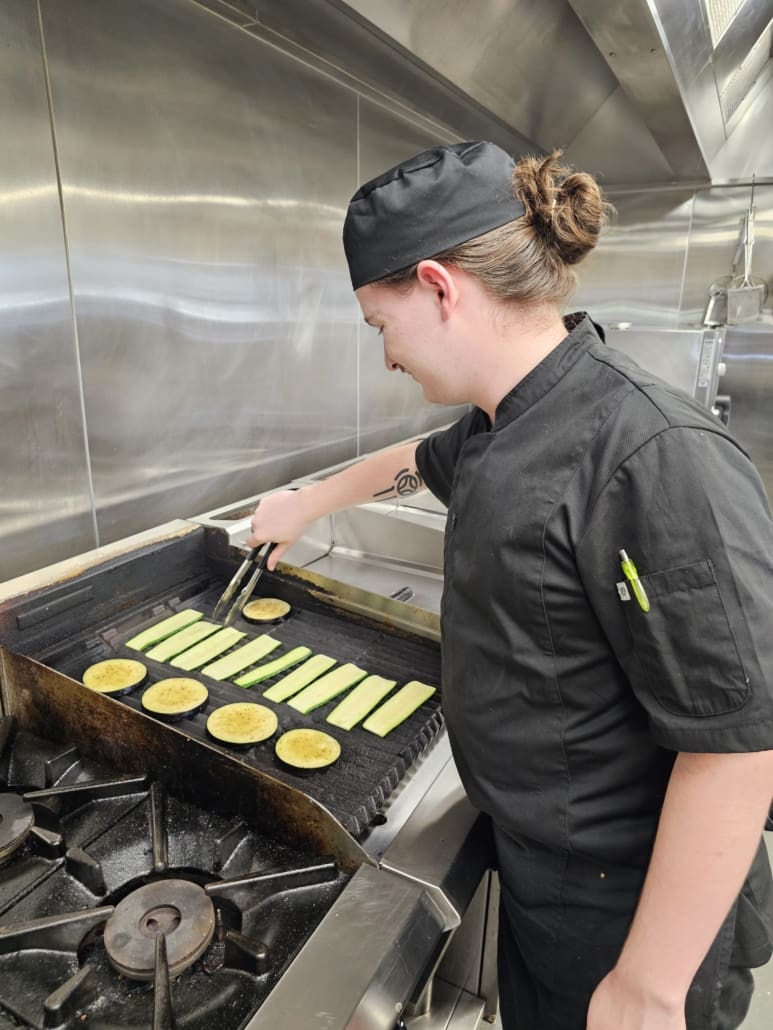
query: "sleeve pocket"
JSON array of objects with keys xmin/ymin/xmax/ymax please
[{"xmin": 622, "ymin": 560, "xmax": 750, "ymax": 717}]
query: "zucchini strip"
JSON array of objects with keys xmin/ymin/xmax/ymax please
[
  {"xmin": 326, "ymin": 675, "xmax": 396, "ymax": 730},
  {"xmin": 201, "ymin": 634, "xmax": 281, "ymax": 680},
  {"xmin": 362, "ymin": 680, "xmax": 436, "ymax": 737},
  {"xmin": 170, "ymin": 627, "xmax": 246, "ymax": 671},
  {"xmin": 126, "ymin": 609, "xmax": 203, "ymax": 651},
  {"xmin": 262, "ymin": 655, "xmax": 337, "ymax": 703},
  {"xmin": 145, "ymin": 622, "xmax": 219, "ymax": 663},
  {"xmin": 288, "ymin": 663, "xmax": 368, "ymax": 714},
  {"xmin": 234, "ymin": 646, "xmax": 312, "ymax": 687}
]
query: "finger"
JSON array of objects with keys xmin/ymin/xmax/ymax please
[{"xmin": 267, "ymin": 542, "xmax": 289, "ymax": 570}]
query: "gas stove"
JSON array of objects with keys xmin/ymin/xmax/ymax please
[
  {"xmin": 0, "ymin": 717, "xmax": 348, "ymax": 1029},
  {"xmin": 0, "ymin": 519, "xmax": 495, "ymax": 1029}
]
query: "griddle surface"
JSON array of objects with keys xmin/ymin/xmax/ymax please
[{"xmin": 45, "ymin": 569, "xmax": 443, "ymax": 838}]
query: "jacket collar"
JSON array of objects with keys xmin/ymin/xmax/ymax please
[{"xmin": 490, "ymin": 313, "xmax": 603, "ymax": 431}]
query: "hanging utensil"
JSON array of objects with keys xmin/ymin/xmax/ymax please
[{"xmin": 725, "ymin": 179, "xmax": 768, "ymax": 325}]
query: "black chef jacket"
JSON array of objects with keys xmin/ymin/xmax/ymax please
[{"xmin": 416, "ymin": 313, "xmax": 773, "ymax": 962}]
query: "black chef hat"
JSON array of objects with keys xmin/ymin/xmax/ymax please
[{"xmin": 343, "ymin": 141, "xmax": 526, "ymax": 290}]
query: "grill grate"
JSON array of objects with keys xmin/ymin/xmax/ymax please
[{"xmin": 42, "ymin": 568, "xmax": 443, "ymax": 839}]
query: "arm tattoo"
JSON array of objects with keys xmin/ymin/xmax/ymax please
[{"xmin": 372, "ymin": 467, "xmax": 424, "ymax": 500}]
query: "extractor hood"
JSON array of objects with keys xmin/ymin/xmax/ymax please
[{"xmin": 211, "ymin": 0, "xmax": 773, "ymax": 185}]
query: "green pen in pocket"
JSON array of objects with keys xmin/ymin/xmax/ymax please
[{"xmin": 619, "ymin": 549, "xmax": 650, "ymax": 612}]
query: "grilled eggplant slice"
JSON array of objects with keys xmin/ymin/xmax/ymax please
[
  {"xmin": 362, "ymin": 680, "xmax": 436, "ymax": 737},
  {"xmin": 201, "ymin": 634, "xmax": 281, "ymax": 680},
  {"xmin": 82, "ymin": 658, "xmax": 147, "ymax": 696},
  {"xmin": 326, "ymin": 674, "xmax": 396, "ymax": 730},
  {"xmin": 241, "ymin": 598, "xmax": 291, "ymax": 623},
  {"xmin": 288, "ymin": 663, "xmax": 368, "ymax": 714},
  {"xmin": 126, "ymin": 610, "xmax": 203, "ymax": 651},
  {"xmin": 141, "ymin": 678, "xmax": 208, "ymax": 720},
  {"xmin": 206, "ymin": 702, "xmax": 278, "ymax": 745},
  {"xmin": 170, "ymin": 628, "xmax": 246, "ymax": 671},
  {"xmin": 275, "ymin": 728, "xmax": 341, "ymax": 769},
  {"xmin": 234, "ymin": 646, "xmax": 312, "ymax": 687},
  {"xmin": 262, "ymin": 654, "xmax": 336, "ymax": 702}
]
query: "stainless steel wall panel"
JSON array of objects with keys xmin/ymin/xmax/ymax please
[
  {"xmin": 573, "ymin": 189, "xmax": 695, "ymax": 327},
  {"xmin": 40, "ymin": 0, "xmax": 360, "ymax": 543},
  {"xmin": 721, "ymin": 324, "xmax": 773, "ymax": 500},
  {"xmin": 0, "ymin": 0, "xmax": 97, "ymax": 581},
  {"xmin": 356, "ymin": 100, "xmax": 467, "ymax": 454}
]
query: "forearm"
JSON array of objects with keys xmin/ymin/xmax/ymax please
[
  {"xmin": 615, "ymin": 749, "xmax": 773, "ymax": 1005},
  {"xmin": 247, "ymin": 441, "xmax": 422, "ymax": 564},
  {"xmin": 297, "ymin": 440, "xmax": 422, "ymax": 519}
]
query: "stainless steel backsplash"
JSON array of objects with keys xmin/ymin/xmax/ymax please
[
  {"xmin": 1, "ymin": 0, "xmax": 771, "ymax": 581},
  {"xmin": 0, "ymin": 0, "xmax": 462, "ymax": 580}
]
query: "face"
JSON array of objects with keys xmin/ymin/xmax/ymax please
[{"xmin": 356, "ymin": 275, "xmax": 466, "ymax": 406}]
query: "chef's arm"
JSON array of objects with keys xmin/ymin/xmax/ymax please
[
  {"xmin": 588, "ymin": 748, "xmax": 773, "ymax": 1028},
  {"xmin": 247, "ymin": 441, "xmax": 421, "ymax": 568}
]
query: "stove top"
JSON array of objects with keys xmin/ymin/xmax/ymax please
[{"xmin": 0, "ymin": 717, "xmax": 349, "ymax": 1029}]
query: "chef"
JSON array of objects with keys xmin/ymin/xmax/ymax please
[{"xmin": 248, "ymin": 141, "xmax": 773, "ymax": 1030}]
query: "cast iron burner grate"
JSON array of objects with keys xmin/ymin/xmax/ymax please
[{"xmin": 0, "ymin": 717, "xmax": 348, "ymax": 1029}]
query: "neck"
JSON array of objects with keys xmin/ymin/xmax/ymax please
[{"xmin": 470, "ymin": 304, "xmax": 569, "ymax": 421}]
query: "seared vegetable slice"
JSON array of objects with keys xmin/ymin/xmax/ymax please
[
  {"xmin": 126, "ymin": 609, "xmax": 203, "ymax": 651},
  {"xmin": 142, "ymin": 678, "xmax": 208, "ymax": 719},
  {"xmin": 234, "ymin": 646, "xmax": 312, "ymax": 687},
  {"xmin": 207, "ymin": 702, "xmax": 278, "ymax": 745},
  {"xmin": 262, "ymin": 655, "xmax": 336, "ymax": 702},
  {"xmin": 362, "ymin": 680, "xmax": 436, "ymax": 737},
  {"xmin": 288, "ymin": 663, "xmax": 368, "ymax": 714},
  {"xmin": 201, "ymin": 635, "xmax": 281, "ymax": 680},
  {"xmin": 146, "ymin": 622, "xmax": 219, "ymax": 663},
  {"xmin": 326, "ymin": 675, "xmax": 396, "ymax": 730},
  {"xmin": 83, "ymin": 658, "xmax": 147, "ymax": 696},
  {"xmin": 242, "ymin": 598, "xmax": 291, "ymax": 623},
  {"xmin": 275, "ymin": 728, "xmax": 341, "ymax": 769},
  {"xmin": 170, "ymin": 628, "xmax": 246, "ymax": 671}
]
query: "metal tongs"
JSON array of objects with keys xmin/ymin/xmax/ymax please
[{"xmin": 213, "ymin": 541, "xmax": 277, "ymax": 626}]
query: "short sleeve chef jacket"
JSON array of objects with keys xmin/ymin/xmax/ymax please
[{"xmin": 416, "ymin": 313, "xmax": 773, "ymax": 872}]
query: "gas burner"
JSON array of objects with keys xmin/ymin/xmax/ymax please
[
  {"xmin": 0, "ymin": 793, "xmax": 35, "ymax": 862},
  {"xmin": 0, "ymin": 727, "xmax": 350, "ymax": 1029},
  {"xmin": 104, "ymin": 878, "xmax": 215, "ymax": 981}
]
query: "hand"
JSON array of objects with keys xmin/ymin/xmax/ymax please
[
  {"xmin": 587, "ymin": 969, "xmax": 686, "ymax": 1030},
  {"xmin": 245, "ymin": 488, "xmax": 316, "ymax": 569}
]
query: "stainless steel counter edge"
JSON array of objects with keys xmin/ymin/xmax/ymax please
[
  {"xmin": 245, "ymin": 863, "xmax": 451, "ymax": 1030},
  {"xmin": 378, "ymin": 750, "xmax": 492, "ymax": 928}
]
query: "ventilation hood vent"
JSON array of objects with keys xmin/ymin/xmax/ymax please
[{"xmin": 704, "ymin": 0, "xmax": 747, "ymax": 47}]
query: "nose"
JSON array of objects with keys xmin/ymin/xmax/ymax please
[{"xmin": 384, "ymin": 345, "xmax": 398, "ymax": 372}]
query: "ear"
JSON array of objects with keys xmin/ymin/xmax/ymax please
[{"xmin": 415, "ymin": 260, "xmax": 458, "ymax": 319}]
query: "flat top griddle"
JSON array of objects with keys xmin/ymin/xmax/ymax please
[{"xmin": 39, "ymin": 567, "xmax": 443, "ymax": 839}]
